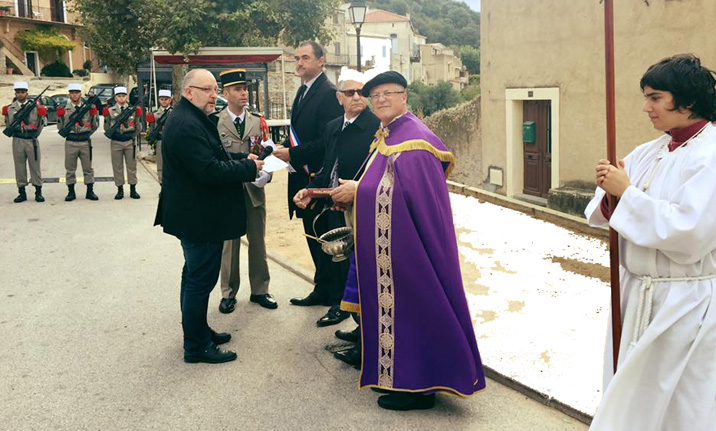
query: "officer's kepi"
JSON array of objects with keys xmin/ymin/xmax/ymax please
[{"xmin": 219, "ymin": 69, "xmax": 247, "ymax": 88}]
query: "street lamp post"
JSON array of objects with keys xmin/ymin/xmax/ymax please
[{"xmin": 348, "ymin": 0, "xmax": 367, "ymax": 72}]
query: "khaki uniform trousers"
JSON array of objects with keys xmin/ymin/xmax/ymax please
[
  {"xmin": 220, "ymin": 193, "xmax": 270, "ymax": 298},
  {"xmin": 65, "ymin": 140, "xmax": 94, "ymax": 185},
  {"xmin": 156, "ymin": 140, "xmax": 163, "ymax": 183},
  {"xmin": 12, "ymin": 137, "xmax": 42, "ymax": 187},
  {"xmin": 110, "ymin": 139, "xmax": 137, "ymax": 186}
]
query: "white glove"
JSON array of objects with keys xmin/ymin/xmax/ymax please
[{"xmin": 252, "ymin": 170, "xmax": 272, "ymax": 188}]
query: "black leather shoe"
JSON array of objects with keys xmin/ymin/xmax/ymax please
[
  {"xmin": 184, "ymin": 345, "xmax": 237, "ymax": 364},
  {"xmin": 333, "ymin": 346, "xmax": 360, "ymax": 369},
  {"xmin": 129, "ymin": 184, "xmax": 140, "ymax": 199},
  {"xmin": 114, "ymin": 186, "xmax": 124, "ymax": 200},
  {"xmin": 371, "ymin": 387, "xmax": 392, "ymax": 394},
  {"xmin": 250, "ymin": 293, "xmax": 278, "ymax": 309},
  {"xmin": 335, "ymin": 326, "xmax": 360, "ymax": 342},
  {"xmin": 317, "ymin": 305, "xmax": 350, "ymax": 327},
  {"xmin": 210, "ymin": 330, "xmax": 231, "ymax": 346},
  {"xmin": 219, "ymin": 298, "xmax": 236, "ymax": 314},
  {"xmin": 377, "ymin": 392, "xmax": 436, "ymax": 411},
  {"xmin": 290, "ymin": 292, "xmax": 331, "ymax": 307}
]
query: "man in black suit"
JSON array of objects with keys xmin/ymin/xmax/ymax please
[
  {"xmin": 293, "ymin": 69, "xmax": 380, "ymax": 331},
  {"xmin": 273, "ymin": 41, "xmax": 344, "ymax": 311},
  {"xmin": 154, "ymin": 68, "xmax": 263, "ymax": 364}
]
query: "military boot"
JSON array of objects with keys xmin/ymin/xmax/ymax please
[
  {"xmin": 114, "ymin": 186, "xmax": 124, "ymax": 200},
  {"xmin": 129, "ymin": 184, "xmax": 140, "ymax": 199},
  {"xmin": 65, "ymin": 184, "xmax": 76, "ymax": 202},
  {"xmin": 13, "ymin": 186, "xmax": 26, "ymax": 203},
  {"xmin": 85, "ymin": 184, "xmax": 98, "ymax": 201},
  {"xmin": 34, "ymin": 186, "xmax": 45, "ymax": 203}
]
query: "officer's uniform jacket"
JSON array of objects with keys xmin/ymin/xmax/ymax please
[
  {"xmin": 4, "ymin": 100, "xmax": 44, "ymax": 139},
  {"xmin": 104, "ymin": 104, "xmax": 141, "ymax": 141},
  {"xmin": 58, "ymin": 102, "xmax": 99, "ymax": 141},
  {"xmin": 148, "ymin": 105, "xmax": 172, "ymax": 141},
  {"xmin": 216, "ymin": 108, "xmax": 270, "ymax": 207}
]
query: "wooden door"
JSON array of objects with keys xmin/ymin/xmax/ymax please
[{"xmin": 523, "ymin": 100, "xmax": 552, "ymax": 198}]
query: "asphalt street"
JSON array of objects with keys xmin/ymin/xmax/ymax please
[{"xmin": 0, "ymin": 127, "xmax": 588, "ymax": 431}]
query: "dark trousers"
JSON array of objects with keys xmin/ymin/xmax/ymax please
[
  {"xmin": 302, "ymin": 204, "xmax": 349, "ymax": 305},
  {"xmin": 179, "ymin": 239, "xmax": 223, "ymax": 353}
]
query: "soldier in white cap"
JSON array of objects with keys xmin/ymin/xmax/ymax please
[
  {"xmin": 3, "ymin": 81, "xmax": 46, "ymax": 203},
  {"xmin": 57, "ymin": 83, "xmax": 100, "ymax": 201},
  {"xmin": 146, "ymin": 89, "xmax": 173, "ymax": 183},
  {"xmin": 103, "ymin": 86, "xmax": 142, "ymax": 199}
]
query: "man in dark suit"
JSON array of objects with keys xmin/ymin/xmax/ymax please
[
  {"xmin": 273, "ymin": 41, "xmax": 344, "ymax": 310},
  {"xmin": 293, "ymin": 69, "xmax": 380, "ymax": 331},
  {"xmin": 154, "ymin": 68, "xmax": 263, "ymax": 364}
]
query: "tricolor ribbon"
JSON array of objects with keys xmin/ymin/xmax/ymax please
[{"xmin": 288, "ymin": 124, "xmax": 310, "ymax": 175}]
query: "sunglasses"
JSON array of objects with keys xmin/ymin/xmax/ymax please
[{"xmin": 338, "ymin": 89, "xmax": 364, "ymax": 97}]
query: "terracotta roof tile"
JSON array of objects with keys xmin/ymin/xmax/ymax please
[{"xmin": 365, "ymin": 9, "xmax": 411, "ymax": 23}]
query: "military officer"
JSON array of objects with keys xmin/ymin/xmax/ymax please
[
  {"xmin": 216, "ymin": 68, "xmax": 277, "ymax": 312},
  {"xmin": 4, "ymin": 81, "xmax": 46, "ymax": 203},
  {"xmin": 58, "ymin": 83, "xmax": 100, "ymax": 201},
  {"xmin": 146, "ymin": 89, "xmax": 173, "ymax": 183},
  {"xmin": 103, "ymin": 86, "xmax": 142, "ymax": 199}
]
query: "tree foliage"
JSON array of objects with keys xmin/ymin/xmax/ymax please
[
  {"xmin": 407, "ymin": 80, "xmax": 461, "ymax": 116},
  {"xmin": 459, "ymin": 45, "xmax": 479, "ymax": 75},
  {"xmin": 72, "ymin": 0, "xmax": 339, "ymax": 77},
  {"xmin": 367, "ymin": 0, "xmax": 480, "ymax": 49},
  {"xmin": 15, "ymin": 26, "xmax": 75, "ymax": 62}
]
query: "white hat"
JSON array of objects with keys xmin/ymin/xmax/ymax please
[
  {"xmin": 68, "ymin": 83, "xmax": 82, "ymax": 92},
  {"xmin": 158, "ymin": 89, "xmax": 172, "ymax": 98},
  {"xmin": 14, "ymin": 82, "xmax": 28, "ymax": 91},
  {"xmin": 114, "ymin": 86, "xmax": 128, "ymax": 95},
  {"xmin": 337, "ymin": 67, "xmax": 366, "ymax": 85}
]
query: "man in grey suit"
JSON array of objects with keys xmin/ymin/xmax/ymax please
[{"xmin": 216, "ymin": 68, "xmax": 277, "ymax": 312}]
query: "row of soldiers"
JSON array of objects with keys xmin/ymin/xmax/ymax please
[{"xmin": 4, "ymin": 82, "xmax": 174, "ymax": 202}]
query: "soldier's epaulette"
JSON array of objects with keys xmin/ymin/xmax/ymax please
[{"xmin": 250, "ymin": 111, "xmax": 263, "ymax": 117}]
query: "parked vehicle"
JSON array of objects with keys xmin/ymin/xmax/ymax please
[
  {"xmin": 88, "ymin": 84, "xmax": 122, "ymax": 108},
  {"xmin": 50, "ymin": 94, "xmax": 69, "ymax": 108}
]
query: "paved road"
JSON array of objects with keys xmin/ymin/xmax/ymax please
[{"xmin": 0, "ymin": 129, "xmax": 588, "ymax": 431}]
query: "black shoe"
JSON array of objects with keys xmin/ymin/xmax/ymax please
[
  {"xmin": 290, "ymin": 292, "xmax": 331, "ymax": 307},
  {"xmin": 130, "ymin": 184, "xmax": 140, "ymax": 199},
  {"xmin": 371, "ymin": 387, "xmax": 392, "ymax": 394},
  {"xmin": 210, "ymin": 330, "xmax": 231, "ymax": 346},
  {"xmin": 184, "ymin": 345, "xmax": 237, "ymax": 364},
  {"xmin": 317, "ymin": 305, "xmax": 350, "ymax": 327},
  {"xmin": 377, "ymin": 393, "xmax": 436, "ymax": 411},
  {"xmin": 85, "ymin": 184, "xmax": 98, "ymax": 201},
  {"xmin": 115, "ymin": 186, "xmax": 124, "ymax": 200},
  {"xmin": 34, "ymin": 186, "xmax": 44, "ymax": 203},
  {"xmin": 333, "ymin": 346, "xmax": 360, "ymax": 369},
  {"xmin": 65, "ymin": 184, "xmax": 76, "ymax": 201},
  {"xmin": 335, "ymin": 326, "xmax": 360, "ymax": 343},
  {"xmin": 13, "ymin": 187, "xmax": 26, "ymax": 203},
  {"xmin": 250, "ymin": 293, "xmax": 278, "ymax": 309},
  {"xmin": 219, "ymin": 298, "xmax": 237, "ymax": 314}
]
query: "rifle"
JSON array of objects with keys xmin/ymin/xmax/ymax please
[
  {"xmin": 3, "ymin": 85, "xmax": 50, "ymax": 137},
  {"xmin": 147, "ymin": 107, "xmax": 172, "ymax": 143},
  {"xmin": 58, "ymin": 94, "xmax": 101, "ymax": 138},
  {"xmin": 104, "ymin": 103, "xmax": 141, "ymax": 140}
]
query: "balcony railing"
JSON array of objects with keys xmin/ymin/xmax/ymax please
[{"xmin": 0, "ymin": 1, "xmax": 68, "ymax": 24}]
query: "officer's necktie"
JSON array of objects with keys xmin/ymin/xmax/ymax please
[{"xmin": 234, "ymin": 116, "xmax": 244, "ymax": 139}]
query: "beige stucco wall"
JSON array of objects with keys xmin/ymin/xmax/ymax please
[{"xmin": 481, "ymin": 0, "xmax": 716, "ymax": 194}]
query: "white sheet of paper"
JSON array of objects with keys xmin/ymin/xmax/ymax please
[{"xmin": 261, "ymin": 155, "xmax": 290, "ymax": 173}]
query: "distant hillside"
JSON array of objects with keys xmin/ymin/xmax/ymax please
[{"xmin": 367, "ymin": 0, "xmax": 480, "ymax": 49}]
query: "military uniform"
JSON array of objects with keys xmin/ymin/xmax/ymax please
[
  {"xmin": 3, "ymin": 82, "xmax": 46, "ymax": 203},
  {"xmin": 147, "ymin": 103, "xmax": 172, "ymax": 183},
  {"xmin": 215, "ymin": 68, "xmax": 276, "ymax": 312},
  {"xmin": 103, "ymin": 92, "xmax": 142, "ymax": 198},
  {"xmin": 58, "ymin": 84, "xmax": 100, "ymax": 201}
]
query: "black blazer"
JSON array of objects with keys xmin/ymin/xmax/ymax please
[
  {"xmin": 310, "ymin": 109, "xmax": 380, "ymax": 189},
  {"xmin": 284, "ymin": 72, "xmax": 343, "ymax": 218},
  {"xmin": 154, "ymin": 97, "xmax": 258, "ymax": 242}
]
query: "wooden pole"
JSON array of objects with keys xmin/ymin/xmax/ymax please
[{"xmin": 604, "ymin": 0, "xmax": 622, "ymax": 372}]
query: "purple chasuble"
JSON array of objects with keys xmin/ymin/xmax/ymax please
[{"xmin": 354, "ymin": 112, "xmax": 486, "ymax": 396}]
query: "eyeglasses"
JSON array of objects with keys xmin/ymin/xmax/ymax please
[
  {"xmin": 369, "ymin": 90, "xmax": 405, "ymax": 101},
  {"xmin": 338, "ymin": 89, "xmax": 364, "ymax": 97},
  {"xmin": 189, "ymin": 85, "xmax": 219, "ymax": 94}
]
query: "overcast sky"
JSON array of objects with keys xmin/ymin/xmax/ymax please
[{"xmin": 462, "ymin": 0, "xmax": 480, "ymax": 12}]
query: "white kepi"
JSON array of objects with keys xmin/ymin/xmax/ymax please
[
  {"xmin": 114, "ymin": 86, "xmax": 128, "ymax": 95},
  {"xmin": 68, "ymin": 83, "xmax": 82, "ymax": 92},
  {"xmin": 158, "ymin": 89, "xmax": 171, "ymax": 98},
  {"xmin": 13, "ymin": 82, "xmax": 29, "ymax": 91}
]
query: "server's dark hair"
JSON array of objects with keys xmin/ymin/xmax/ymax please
[
  {"xmin": 640, "ymin": 54, "xmax": 716, "ymax": 121},
  {"xmin": 298, "ymin": 40, "xmax": 325, "ymax": 60}
]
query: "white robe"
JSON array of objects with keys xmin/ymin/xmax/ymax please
[{"xmin": 585, "ymin": 123, "xmax": 716, "ymax": 431}]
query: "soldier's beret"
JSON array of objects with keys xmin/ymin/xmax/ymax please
[
  {"xmin": 219, "ymin": 68, "xmax": 247, "ymax": 88},
  {"xmin": 361, "ymin": 71, "xmax": 407, "ymax": 97}
]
